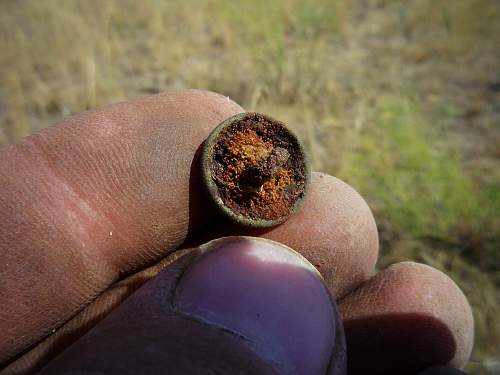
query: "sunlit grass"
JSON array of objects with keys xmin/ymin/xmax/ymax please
[{"xmin": 341, "ymin": 96, "xmax": 499, "ymax": 245}]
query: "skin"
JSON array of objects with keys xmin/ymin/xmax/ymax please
[{"xmin": 0, "ymin": 90, "xmax": 473, "ymax": 374}]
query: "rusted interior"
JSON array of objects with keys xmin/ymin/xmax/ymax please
[{"xmin": 211, "ymin": 113, "xmax": 306, "ymax": 221}]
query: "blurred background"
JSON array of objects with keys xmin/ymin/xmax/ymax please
[{"xmin": 0, "ymin": 0, "xmax": 498, "ymax": 373}]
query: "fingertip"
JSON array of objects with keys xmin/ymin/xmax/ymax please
[
  {"xmin": 340, "ymin": 261, "xmax": 474, "ymax": 374},
  {"xmin": 264, "ymin": 172, "xmax": 379, "ymax": 298},
  {"xmin": 376, "ymin": 261, "xmax": 474, "ymax": 368},
  {"xmin": 144, "ymin": 89, "xmax": 244, "ymax": 132},
  {"xmin": 174, "ymin": 236, "xmax": 345, "ymax": 375}
]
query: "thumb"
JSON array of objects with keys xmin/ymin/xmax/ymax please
[{"xmin": 38, "ymin": 237, "xmax": 347, "ymax": 375}]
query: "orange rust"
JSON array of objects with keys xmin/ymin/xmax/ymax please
[
  {"xmin": 211, "ymin": 113, "xmax": 307, "ymax": 222},
  {"xmin": 257, "ymin": 168, "xmax": 292, "ymax": 205},
  {"xmin": 224, "ymin": 129, "xmax": 273, "ymax": 182},
  {"xmin": 221, "ymin": 129, "xmax": 292, "ymax": 207}
]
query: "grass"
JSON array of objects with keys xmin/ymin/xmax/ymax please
[
  {"xmin": 341, "ymin": 96, "xmax": 499, "ymax": 254},
  {"xmin": 1, "ymin": 0, "xmax": 499, "ymax": 372}
]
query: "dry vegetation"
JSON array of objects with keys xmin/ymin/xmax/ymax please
[{"xmin": 0, "ymin": 0, "xmax": 499, "ymax": 373}]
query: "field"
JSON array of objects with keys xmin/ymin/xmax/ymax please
[{"xmin": 0, "ymin": 0, "xmax": 499, "ymax": 373}]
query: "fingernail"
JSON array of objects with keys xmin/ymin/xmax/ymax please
[{"xmin": 174, "ymin": 236, "xmax": 344, "ymax": 375}]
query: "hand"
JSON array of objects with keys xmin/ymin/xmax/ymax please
[{"xmin": 0, "ymin": 90, "xmax": 473, "ymax": 375}]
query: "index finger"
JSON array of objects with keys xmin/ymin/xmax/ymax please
[{"xmin": 0, "ymin": 90, "xmax": 243, "ymax": 364}]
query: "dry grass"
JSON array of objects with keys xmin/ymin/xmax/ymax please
[{"xmin": 1, "ymin": 0, "xmax": 499, "ymax": 373}]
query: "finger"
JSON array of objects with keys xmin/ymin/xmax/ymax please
[
  {"xmin": 193, "ymin": 172, "xmax": 379, "ymax": 299},
  {"xmin": 4, "ymin": 173, "xmax": 379, "ymax": 373},
  {"xmin": 260, "ymin": 173, "xmax": 379, "ymax": 298},
  {"xmin": 0, "ymin": 90, "xmax": 243, "ymax": 363},
  {"xmin": 38, "ymin": 237, "xmax": 346, "ymax": 375},
  {"xmin": 339, "ymin": 262, "xmax": 474, "ymax": 375}
]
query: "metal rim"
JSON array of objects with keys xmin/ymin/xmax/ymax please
[{"xmin": 201, "ymin": 112, "xmax": 310, "ymax": 228}]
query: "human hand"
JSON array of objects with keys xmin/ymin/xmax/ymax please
[{"xmin": 0, "ymin": 90, "xmax": 473, "ymax": 374}]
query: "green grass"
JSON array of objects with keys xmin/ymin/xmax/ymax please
[
  {"xmin": 340, "ymin": 96, "xmax": 499, "ymax": 249},
  {"xmin": 1, "ymin": 0, "xmax": 499, "ymax": 372}
]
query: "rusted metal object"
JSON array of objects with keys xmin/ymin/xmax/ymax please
[{"xmin": 201, "ymin": 112, "xmax": 310, "ymax": 228}]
